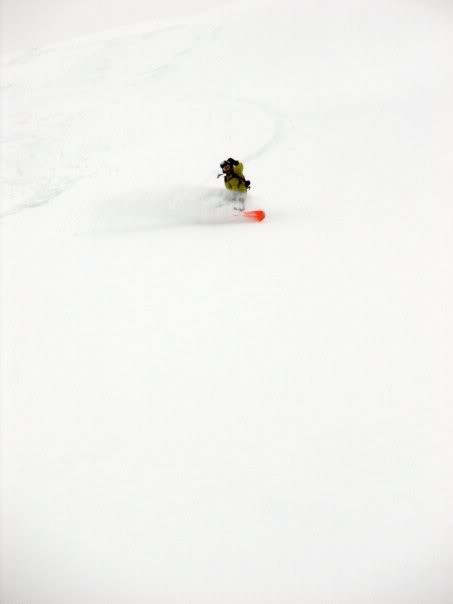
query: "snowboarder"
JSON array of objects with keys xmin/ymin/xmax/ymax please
[{"xmin": 219, "ymin": 158, "xmax": 250, "ymax": 211}]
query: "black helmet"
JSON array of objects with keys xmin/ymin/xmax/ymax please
[{"xmin": 220, "ymin": 157, "xmax": 239, "ymax": 169}]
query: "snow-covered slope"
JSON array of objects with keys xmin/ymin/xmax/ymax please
[{"xmin": 1, "ymin": 1, "xmax": 453, "ymax": 603}]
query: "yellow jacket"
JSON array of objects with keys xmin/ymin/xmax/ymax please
[{"xmin": 224, "ymin": 162, "xmax": 248, "ymax": 193}]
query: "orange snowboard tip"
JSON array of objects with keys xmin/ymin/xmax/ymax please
[{"xmin": 243, "ymin": 210, "xmax": 266, "ymax": 222}]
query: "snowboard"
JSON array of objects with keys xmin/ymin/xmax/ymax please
[{"xmin": 242, "ymin": 209, "xmax": 266, "ymax": 222}]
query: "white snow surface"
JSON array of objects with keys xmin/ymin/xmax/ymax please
[{"xmin": 1, "ymin": 0, "xmax": 453, "ymax": 602}]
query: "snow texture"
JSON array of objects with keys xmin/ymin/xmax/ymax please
[{"xmin": 1, "ymin": 0, "xmax": 453, "ymax": 603}]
